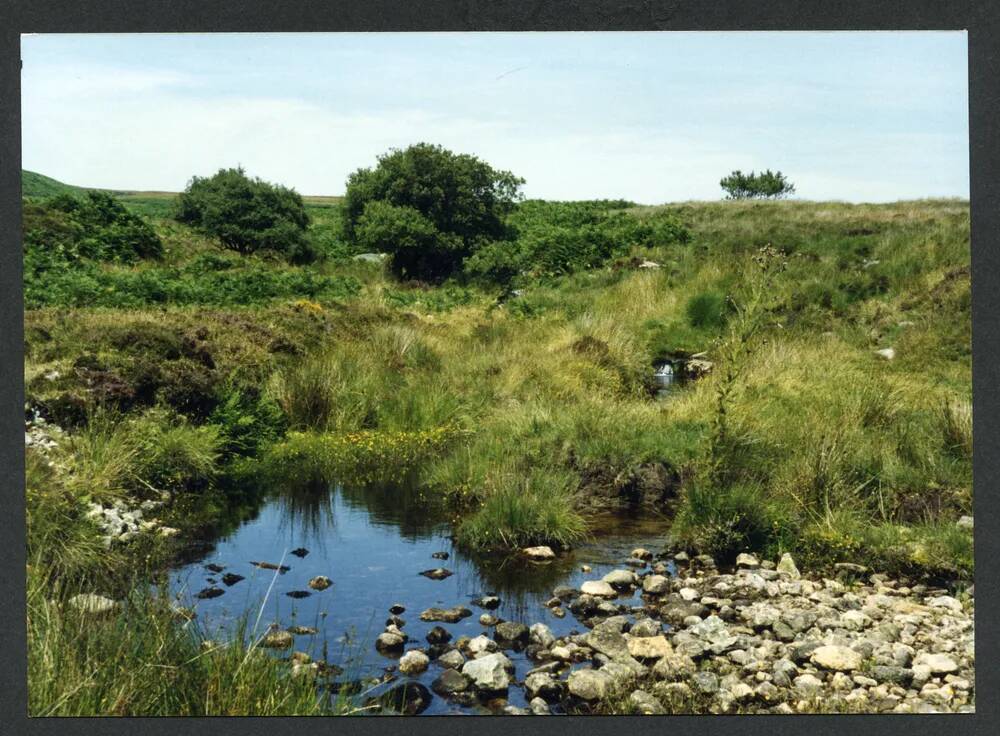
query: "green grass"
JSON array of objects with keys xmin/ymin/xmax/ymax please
[
  {"xmin": 22, "ymin": 169, "xmax": 91, "ymax": 198},
  {"xmin": 24, "ymin": 188, "xmax": 972, "ymax": 714}
]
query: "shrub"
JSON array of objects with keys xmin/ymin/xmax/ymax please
[
  {"xmin": 342, "ymin": 143, "xmax": 524, "ymax": 281},
  {"xmin": 174, "ymin": 167, "xmax": 312, "ymax": 261},
  {"xmin": 686, "ymin": 291, "xmax": 729, "ymax": 329},
  {"xmin": 720, "ymin": 169, "xmax": 795, "ymax": 200},
  {"xmin": 23, "ymin": 192, "xmax": 163, "ymax": 263}
]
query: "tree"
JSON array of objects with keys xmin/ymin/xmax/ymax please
[
  {"xmin": 720, "ymin": 169, "xmax": 795, "ymax": 200},
  {"xmin": 174, "ymin": 167, "xmax": 314, "ymax": 261},
  {"xmin": 342, "ymin": 143, "xmax": 524, "ymax": 281}
]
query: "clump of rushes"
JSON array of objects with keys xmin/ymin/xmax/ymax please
[
  {"xmin": 261, "ymin": 425, "xmax": 464, "ymax": 487},
  {"xmin": 455, "ymin": 468, "xmax": 587, "ymax": 551}
]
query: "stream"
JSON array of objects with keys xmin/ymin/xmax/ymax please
[{"xmin": 168, "ymin": 476, "xmax": 673, "ymax": 715}]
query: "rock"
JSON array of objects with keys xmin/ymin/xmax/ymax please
[
  {"xmin": 204, "ymin": 563, "xmax": 225, "ymax": 573},
  {"xmin": 158, "ymin": 526, "xmax": 181, "ymax": 538},
  {"xmin": 794, "ymin": 673, "xmax": 823, "ymax": 697},
  {"xmin": 811, "ymin": 645, "xmax": 863, "ymax": 671},
  {"xmin": 419, "ymin": 568, "xmax": 453, "ymax": 580},
  {"xmin": 389, "ymin": 603, "xmax": 406, "ymax": 615},
  {"xmin": 420, "ymin": 606, "xmax": 472, "ymax": 623},
  {"xmin": 580, "ymin": 580, "xmax": 617, "ymax": 598},
  {"xmin": 875, "ymin": 347, "xmax": 896, "ymax": 361},
  {"xmin": 221, "ymin": 573, "xmax": 244, "ymax": 586},
  {"xmin": 467, "ymin": 634, "xmax": 498, "ymax": 655},
  {"xmin": 869, "ymin": 665, "xmax": 913, "ymax": 686},
  {"xmin": 250, "ymin": 561, "xmax": 289, "ymax": 573},
  {"xmin": 479, "ymin": 614, "xmax": 498, "ymax": 626},
  {"xmin": 631, "ymin": 547, "xmax": 653, "ymax": 560},
  {"xmin": 678, "ymin": 587, "xmax": 700, "ymax": 601},
  {"xmin": 638, "ymin": 260, "xmax": 661, "ymax": 269},
  {"xmin": 736, "ymin": 552, "xmax": 760, "ymax": 569},
  {"xmin": 386, "ymin": 615, "xmax": 406, "ymax": 628},
  {"xmin": 642, "ymin": 575, "xmax": 671, "ymax": 595},
  {"xmin": 287, "ymin": 625, "xmax": 318, "ymax": 635},
  {"xmin": 522, "ymin": 546, "xmax": 556, "ymax": 561},
  {"xmin": 431, "ymin": 668, "xmax": 469, "ymax": 695},
  {"xmin": 529, "ymin": 697, "xmax": 550, "ymax": 715},
  {"xmin": 494, "ymin": 621, "xmax": 530, "ymax": 646},
  {"xmin": 913, "ymin": 652, "xmax": 958, "ymax": 674},
  {"xmin": 525, "ymin": 672, "xmax": 563, "ymax": 701},
  {"xmin": 771, "ymin": 659, "xmax": 798, "ymax": 687},
  {"xmin": 398, "ymin": 649, "xmax": 430, "ymax": 675},
  {"xmin": 568, "ymin": 668, "xmax": 613, "ymax": 701},
  {"xmin": 426, "ymin": 626, "xmax": 452, "ymax": 644},
  {"xmin": 926, "ymin": 595, "xmax": 963, "ymax": 613},
  {"xmin": 691, "ymin": 671, "xmax": 719, "ymax": 694},
  {"xmin": 956, "ymin": 515, "xmax": 973, "ymax": 531},
  {"xmin": 437, "ymin": 649, "xmax": 466, "ymax": 669},
  {"xmin": 431, "ymin": 551, "xmax": 450, "ymax": 560},
  {"xmin": 68, "ymin": 593, "xmax": 117, "ymax": 616},
  {"xmin": 776, "ymin": 553, "xmax": 800, "ymax": 579},
  {"xmin": 462, "ymin": 652, "xmax": 511, "ymax": 691},
  {"xmin": 581, "ymin": 565, "xmax": 592, "ymax": 573},
  {"xmin": 653, "ymin": 652, "xmax": 697, "ymax": 681},
  {"xmin": 370, "ymin": 681, "xmax": 433, "ymax": 715},
  {"xmin": 630, "ymin": 689, "xmax": 666, "ymax": 714},
  {"xmin": 552, "ymin": 607, "xmax": 566, "ymax": 618},
  {"xmin": 472, "ymin": 595, "xmax": 501, "ymax": 609},
  {"xmin": 308, "ymin": 576, "xmax": 332, "ymax": 591},
  {"xmin": 602, "ymin": 569, "xmax": 638, "ymax": 589},
  {"xmin": 285, "ymin": 590, "xmax": 311, "ymax": 599},
  {"xmin": 375, "ymin": 632, "xmax": 406, "ymax": 652},
  {"xmin": 195, "ymin": 587, "xmax": 225, "ymax": 600},
  {"xmin": 630, "ymin": 617, "xmax": 662, "ymax": 637},
  {"xmin": 291, "ymin": 662, "xmax": 319, "ymax": 679},
  {"xmin": 627, "ymin": 635, "xmax": 672, "ymax": 660},
  {"xmin": 290, "ymin": 547, "xmax": 309, "ymax": 557},
  {"xmin": 262, "ymin": 630, "xmax": 294, "ymax": 649},
  {"xmin": 530, "ymin": 623, "xmax": 555, "ymax": 649}
]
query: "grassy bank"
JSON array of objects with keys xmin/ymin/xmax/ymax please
[{"xmin": 24, "ymin": 180, "xmax": 971, "ymax": 713}]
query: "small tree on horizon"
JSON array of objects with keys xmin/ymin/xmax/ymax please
[{"xmin": 720, "ymin": 169, "xmax": 796, "ymax": 200}]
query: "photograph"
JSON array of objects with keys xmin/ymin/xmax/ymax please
[{"xmin": 20, "ymin": 31, "xmax": 973, "ymax": 716}]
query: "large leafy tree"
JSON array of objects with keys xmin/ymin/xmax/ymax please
[
  {"xmin": 342, "ymin": 143, "xmax": 524, "ymax": 281},
  {"xmin": 174, "ymin": 167, "xmax": 313, "ymax": 261}
]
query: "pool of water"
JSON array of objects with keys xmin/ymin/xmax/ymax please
[{"xmin": 168, "ymin": 478, "xmax": 673, "ymax": 715}]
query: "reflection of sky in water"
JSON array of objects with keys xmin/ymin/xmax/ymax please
[{"xmin": 169, "ymin": 479, "xmax": 672, "ymax": 715}]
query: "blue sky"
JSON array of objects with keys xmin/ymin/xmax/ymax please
[{"xmin": 21, "ymin": 32, "xmax": 968, "ymax": 202}]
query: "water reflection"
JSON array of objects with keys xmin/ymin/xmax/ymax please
[{"xmin": 169, "ymin": 474, "xmax": 672, "ymax": 715}]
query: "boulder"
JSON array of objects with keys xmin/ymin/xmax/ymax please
[
  {"xmin": 642, "ymin": 575, "xmax": 671, "ymax": 595},
  {"xmin": 462, "ymin": 652, "xmax": 511, "ymax": 691},
  {"xmin": 913, "ymin": 652, "xmax": 959, "ymax": 674},
  {"xmin": 580, "ymin": 580, "xmax": 617, "ymax": 598},
  {"xmin": 811, "ymin": 645, "xmax": 863, "ymax": 672},
  {"xmin": 425, "ymin": 626, "xmax": 452, "ymax": 644},
  {"xmin": 262, "ymin": 630, "xmax": 294, "ymax": 649},
  {"xmin": 375, "ymin": 632, "xmax": 406, "ymax": 652},
  {"xmin": 494, "ymin": 621, "xmax": 529, "ymax": 646},
  {"xmin": 431, "ymin": 668, "xmax": 469, "ymax": 695},
  {"xmin": 602, "ymin": 569, "xmax": 638, "ymax": 589},
  {"xmin": 525, "ymin": 672, "xmax": 564, "ymax": 701},
  {"xmin": 776, "ymin": 553, "xmax": 801, "ymax": 579},
  {"xmin": 437, "ymin": 649, "xmax": 466, "ymax": 669},
  {"xmin": 627, "ymin": 635, "xmax": 672, "ymax": 660},
  {"xmin": 398, "ymin": 650, "xmax": 430, "ymax": 675},
  {"xmin": 523, "ymin": 546, "xmax": 556, "ymax": 561},
  {"xmin": 530, "ymin": 622, "xmax": 555, "ymax": 649},
  {"xmin": 568, "ymin": 668, "xmax": 613, "ymax": 701}
]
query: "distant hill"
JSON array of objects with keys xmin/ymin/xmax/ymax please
[{"xmin": 21, "ymin": 170, "xmax": 91, "ymax": 198}]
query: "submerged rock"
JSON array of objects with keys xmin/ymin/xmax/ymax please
[
  {"xmin": 285, "ymin": 590, "xmax": 311, "ymax": 599},
  {"xmin": 204, "ymin": 563, "xmax": 225, "ymax": 573},
  {"xmin": 221, "ymin": 573, "xmax": 244, "ymax": 587},
  {"xmin": 308, "ymin": 576, "xmax": 332, "ymax": 591},
  {"xmin": 250, "ymin": 561, "xmax": 290, "ymax": 573},
  {"xmin": 290, "ymin": 547, "xmax": 309, "ymax": 558},
  {"xmin": 287, "ymin": 625, "xmax": 318, "ymax": 636},
  {"xmin": 431, "ymin": 668, "xmax": 469, "ymax": 695},
  {"xmin": 262, "ymin": 630, "xmax": 293, "ymax": 649},
  {"xmin": 420, "ymin": 606, "xmax": 473, "ymax": 623},
  {"xmin": 426, "ymin": 626, "xmax": 452, "ymax": 644},
  {"xmin": 472, "ymin": 595, "xmax": 501, "ymax": 609},
  {"xmin": 419, "ymin": 568, "xmax": 454, "ymax": 580},
  {"xmin": 195, "ymin": 587, "xmax": 225, "ymax": 600},
  {"xmin": 369, "ymin": 682, "xmax": 433, "ymax": 715},
  {"xmin": 431, "ymin": 551, "xmax": 450, "ymax": 560}
]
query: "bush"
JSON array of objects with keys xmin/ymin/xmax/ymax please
[
  {"xmin": 23, "ymin": 192, "xmax": 163, "ymax": 263},
  {"xmin": 720, "ymin": 169, "xmax": 795, "ymax": 200},
  {"xmin": 174, "ymin": 167, "xmax": 312, "ymax": 260},
  {"xmin": 342, "ymin": 143, "xmax": 524, "ymax": 281},
  {"xmin": 686, "ymin": 291, "xmax": 729, "ymax": 329}
]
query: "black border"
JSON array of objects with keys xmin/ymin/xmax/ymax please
[{"xmin": 1, "ymin": 3, "xmax": 997, "ymax": 736}]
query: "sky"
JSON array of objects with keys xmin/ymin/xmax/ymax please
[{"xmin": 20, "ymin": 32, "xmax": 969, "ymax": 203}]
